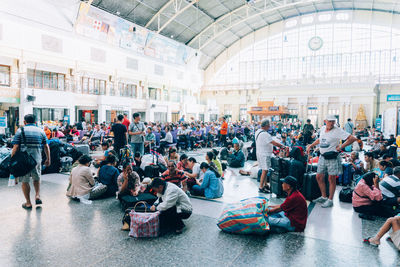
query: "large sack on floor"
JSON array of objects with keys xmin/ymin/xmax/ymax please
[
  {"xmin": 217, "ymin": 197, "xmax": 270, "ymax": 235},
  {"xmin": 129, "ymin": 202, "xmax": 160, "ymax": 238}
]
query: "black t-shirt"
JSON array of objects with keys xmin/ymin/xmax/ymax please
[{"xmin": 111, "ymin": 123, "xmax": 127, "ymax": 146}]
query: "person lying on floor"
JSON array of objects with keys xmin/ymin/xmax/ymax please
[
  {"xmin": 239, "ymin": 163, "xmax": 260, "ymax": 179},
  {"xmin": 227, "ymin": 139, "xmax": 245, "ymax": 168},
  {"xmin": 66, "ymin": 155, "xmax": 95, "ymax": 200},
  {"xmin": 364, "ymin": 215, "xmax": 400, "ymax": 250},
  {"xmin": 352, "ymin": 172, "xmax": 391, "ymax": 220},
  {"xmin": 191, "ymin": 162, "xmax": 224, "ymax": 199},
  {"xmin": 96, "ymin": 154, "xmax": 119, "ymax": 198},
  {"xmin": 266, "ymin": 176, "xmax": 308, "ymax": 233},
  {"xmin": 150, "ymin": 178, "xmax": 193, "ymax": 234}
]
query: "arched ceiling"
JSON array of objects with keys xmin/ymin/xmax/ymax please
[{"xmin": 90, "ymin": 0, "xmax": 399, "ymax": 69}]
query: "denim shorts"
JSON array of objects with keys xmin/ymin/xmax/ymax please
[{"xmin": 267, "ymin": 211, "xmax": 295, "ymax": 232}]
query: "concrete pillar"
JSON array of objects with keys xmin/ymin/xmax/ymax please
[{"xmin": 97, "ymin": 104, "xmax": 106, "ymax": 123}]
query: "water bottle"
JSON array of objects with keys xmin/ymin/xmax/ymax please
[{"xmin": 8, "ymin": 174, "xmax": 15, "ymax": 187}]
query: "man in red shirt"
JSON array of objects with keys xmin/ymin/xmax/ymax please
[
  {"xmin": 122, "ymin": 114, "xmax": 130, "ymax": 130},
  {"xmin": 161, "ymin": 161, "xmax": 188, "ymax": 190},
  {"xmin": 266, "ymin": 176, "xmax": 308, "ymax": 232}
]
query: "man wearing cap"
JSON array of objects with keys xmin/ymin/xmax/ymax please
[
  {"xmin": 266, "ymin": 176, "xmax": 308, "ymax": 232},
  {"xmin": 306, "ymin": 114, "xmax": 357, "ymax": 208}
]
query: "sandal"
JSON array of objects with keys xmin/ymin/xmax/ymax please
[
  {"xmin": 22, "ymin": 203, "xmax": 32, "ymax": 210},
  {"xmin": 239, "ymin": 170, "xmax": 250, "ymax": 176},
  {"xmin": 35, "ymin": 198, "xmax": 42, "ymax": 205},
  {"xmin": 363, "ymin": 237, "xmax": 379, "ymax": 247}
]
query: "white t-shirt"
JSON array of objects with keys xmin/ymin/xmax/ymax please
[
  {"xmin": 319, "ymin": 126, "xmax": 350, "ymax": 154},
  {"xmin": 255, "ymin": 129, "xmax": 273, "ymax": 155},
  {"xmin": 192, "ymin": 163, "xmax": 201, "ymax": 177}
]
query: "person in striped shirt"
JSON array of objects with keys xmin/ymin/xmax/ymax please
[
  {"xmin": 161, "ymin": 161, "xmax": 187, "ymax": 190},
  {"xmin": 380, "ymin": 166, "xmax": 400, "ymax": 206},
  {"xmin": 11, "ymin": 114, "xmax": 50, "ymax": 210}
]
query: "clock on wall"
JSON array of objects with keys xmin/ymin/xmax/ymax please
[{"xmin": 308, "ymin": 36, "xmax": 323, "ymax": 51}]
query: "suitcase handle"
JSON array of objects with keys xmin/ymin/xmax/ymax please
[{"xmin": 133, "ymin": 201, "xmax": 149, "ymax": 212}]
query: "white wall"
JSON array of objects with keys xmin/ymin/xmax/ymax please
[{"xmin": 0, "ymin": 0, "xmax": 205, "ymax": 124}]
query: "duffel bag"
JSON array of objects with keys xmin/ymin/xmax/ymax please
[
  {"xmin": 119, "ymin": 192, "xmax": 157, "ymax": 210},
  {"xmin": 339, "ymin": 187, "xmax": 353, "ymax": 203},
  {"xmin": 129, "ymin": 201, "xmax": 160, "ymax": 238},
  {"xmin": 217, "ymin": 197, "xmax": 270, "ymax": 235}
]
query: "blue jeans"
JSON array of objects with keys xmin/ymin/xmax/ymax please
[
  {"xmin": 191, "ymin": 185, "xmax": 204, "ymax": 196},
  {"xmin": 131, "ymin": 143, "xmax": 144, "ymax": 156},
  {"xmin": 267, "ymin": 211, "xmax": 295, "ymax": 232}
]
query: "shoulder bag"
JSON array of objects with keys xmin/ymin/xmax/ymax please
[{"xmin": 10, "ymin": 127, "xmax": 38, "ymax": 177}]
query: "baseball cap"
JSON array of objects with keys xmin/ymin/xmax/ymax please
[
  {"xmin": 325, "ymin": 114, "xmax": 337, "ymax": 121},
  {"xmin": 232, "ymin": 137, "xmax": 239, "ymax": 144},
  {"xmin": 280, "ymin": 176, "xmax": 298, "ymax": 189}
]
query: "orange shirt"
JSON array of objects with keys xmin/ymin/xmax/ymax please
[
  {"xmin": 44, "ymin": 128, "xmax": 51, "ymax": 140},
  {"xmin": 220, "ymin": 122, "xmax": 228, "ymax": 135}
]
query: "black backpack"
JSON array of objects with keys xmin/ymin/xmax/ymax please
[{"xmin": 339, "ymin": 187, "xmax": 353, "ymax": 203}]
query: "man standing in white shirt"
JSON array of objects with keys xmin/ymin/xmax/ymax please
[
  {"xmin": 306, "ymin": 115, "xmax": 356, "ymax": 208},
  {"xmin": 256, "ymin": 119, "xmax": 286, "ymax": 193}
]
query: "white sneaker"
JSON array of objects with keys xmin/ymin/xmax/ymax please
[
  {"xmin": 313, "ymin": 196, "xmax": 327, "ymax": 204},
  {"xmin": 321, "ymin": 199, "xmax": 333, "ymax": 208}
]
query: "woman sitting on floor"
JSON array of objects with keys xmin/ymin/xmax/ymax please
[
  {"xmin": 66, "ymin": 155, "xmax": 95, "ymax": 200},
  {"xmin": 191, "ymin": 162, "xmax": 224, "ymax": 199},
  {"xmin": 206, "ymin": 151, "xmax": 223, "ymax": 178},
  {"xmin": 97, "ymin": 154, "xmax": 119, "ymax": 198},
  {"xmin": 165, "ymin": 147, "xmax": 179, "ymax": 165},
  {"xmin": 352, "ymin": 172, "xmax": 385, "ymax": 219},
  {"xmin": 117, "ymin": 163, "xmax": 139, "ymax": 196},
  {"xmin": 176, "ymin": 153, "xmax": 189, "ymax": 171},
  {"xmin": 379, "ymin": 160, "xmax": 394, "ymax": 177}
]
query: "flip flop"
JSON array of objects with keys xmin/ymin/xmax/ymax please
[
  {"xmin": 35, "ymin": 198, "xmax": 42, "ymax": 205},
  {"xmin": 363, "ymin": 237, "xmax": 379, "ymax": 247},
  {"xmin": 22, "ymin": 203, "xmax": 32, "ymax": 210}
]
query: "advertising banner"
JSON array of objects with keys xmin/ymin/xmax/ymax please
[{"xmin": 74, "ymin": 2, "xmax": 195, "ymax": 65}]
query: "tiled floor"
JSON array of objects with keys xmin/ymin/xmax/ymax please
[{"xmin": 0, "ymin": 148, "xmax": 399, "ymax": 266}]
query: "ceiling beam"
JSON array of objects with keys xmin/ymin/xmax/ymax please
[{"xmin": 188, "ymin": 0, "xmax": 320, "ymax": 49}]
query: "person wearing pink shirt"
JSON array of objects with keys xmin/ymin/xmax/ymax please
[{"xmin": 352, "ymin": 172, "xmax": 384, "ymax": 219}]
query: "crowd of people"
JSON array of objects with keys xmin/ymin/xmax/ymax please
[{"xmin": 6, "ymin": 112, "xmax": 400, "ymax": 248}]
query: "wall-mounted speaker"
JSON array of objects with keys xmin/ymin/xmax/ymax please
[{"xmin": 27, "ymin": 95, "xmax": 36, "ymax": 102}]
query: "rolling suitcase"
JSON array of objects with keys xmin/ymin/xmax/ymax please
[
  {"xmin": 270, "ymin": 171, "xmax": 285, "ymax": 198},
  {"xmin": 301, "ymin": 163, "xmax": 330, "ymax": 201},
  {"xmin": 74, "ymin": 144, "xmax": 90, "ymax": 156},
  {"xmin": 271, "ymin": 157, "xmax": 282, "ymax": 172}
]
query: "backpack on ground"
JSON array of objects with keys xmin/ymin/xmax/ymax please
[{"xmin": 339, "ymin": 187, "xmax": 353, "ymax": 203}]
